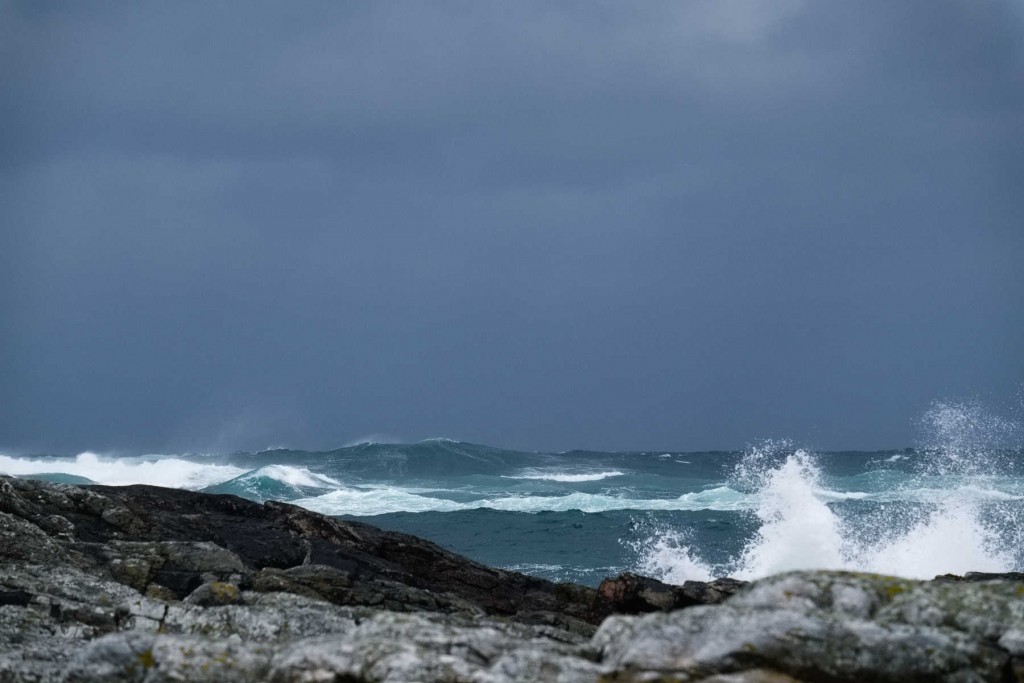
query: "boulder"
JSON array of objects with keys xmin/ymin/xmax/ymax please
[{"xmin": 595, "ymin": 572, "xmax": 747, "ymax": 617}]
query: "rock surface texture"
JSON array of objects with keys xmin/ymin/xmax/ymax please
[{"xmin": 2, "ymin": 475, "xmax": 1024, "ymax": 682}]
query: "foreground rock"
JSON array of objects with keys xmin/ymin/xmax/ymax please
[
  {"xmin": 0, "ymin": 475, "xmax": 606, "ymax": 630},
  {"xmin": 4, "ymin": 476, "xmax": 1024, "ymax": 681}
]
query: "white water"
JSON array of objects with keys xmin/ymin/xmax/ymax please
[
  {"xmin": 638, "ymin": 400, "xmax": 1024, "ymax": 582},
  {"xmin": 503, "ymin": 469, "xmax": 625, "ymax": 482},
  {"xmin": 293, "ymin": 486, "xmax": 760, "ymax": 516},
  {"xmin": 0, "ymin": 452, "xmax": 244, "ymax": 489},
  {"xmin": 241, "ymin": 465, "xmax": 342, "ymax": 488}
]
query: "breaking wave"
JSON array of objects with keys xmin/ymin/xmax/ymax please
[
  {"xmin": 201, "ymin": 465, "xmax": 342, "ymax": 501},
  {"xmin": 0, "ymin": 452, "xmax": 244, "ymax": 489},
  {"xmin": 636, "ymin": 399, "xmax": 1024, "ymax": 582}
]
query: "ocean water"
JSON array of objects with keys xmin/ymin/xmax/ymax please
[{"xmin": 2, "ymin": 400, "xmax": 1022, "ymax": 587}]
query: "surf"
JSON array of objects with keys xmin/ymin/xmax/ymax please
[{"xmin": 636, "ymin": 399, "xmax": 1024, "ymax": 582}]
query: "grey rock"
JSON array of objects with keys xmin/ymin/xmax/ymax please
[
  {"xmin": 877, "ymin": 578, "xmax": 1024, "ymax": 641},
  {"xmin": 595, "ymin": 571, "xmax": 1017, "ymax": 682},
  {"xmin": 100, "ymin": 506, "xmax": 146, "ymax": 535},
  {"xmin": 184, "ymin": 580, "xmax": 243, "ymax": 606},
  {"xmin": 64, "ymin": 630, "xmax": 275, "ymax": 683},
  {"xmin": 0, "ymin": 512, "xmax": 70, "ymax": 564}
]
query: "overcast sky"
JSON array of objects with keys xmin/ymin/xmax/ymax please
[{"xmin": 2, "ymin": 1, "xmax": 1022, "ymax": 455}]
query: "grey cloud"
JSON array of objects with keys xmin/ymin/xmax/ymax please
[{"xmin": 2, "ymin": 0, "xmax": 1022, "ymax": 454}]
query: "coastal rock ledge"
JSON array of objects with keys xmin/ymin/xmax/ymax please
[{"xmin": 2, "ymin": 476, "xmax": 1024, "ymax": 682}]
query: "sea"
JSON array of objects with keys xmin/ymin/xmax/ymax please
[{"xmin": 2, "ymin": 400, "xmax": 1022, "ymax": 587}]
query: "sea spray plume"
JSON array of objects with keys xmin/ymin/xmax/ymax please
[
  {"xmin": 629, "ymin": 522, "xmax": 714, "ymax": 583},
  {"xmin": 915, "ymin": 398, "xmax": 1021, "ymax": 476},
  {"xmin": 855, "ymin": 495, "xmax": 1014, "ymax": 577},
  {"xmin": 631, "ymin": 441, "xmax": 850, "ymax": 582},
  {"xmin": 861, "ymin": 397, "xmax": 1024, "ymax": 576},
  {"xmin": 633, "ymin": 410, "xmax": 1024, "ymax": 583},
  {"xmin": 730, "ymin": 443, "xmax": 847, "ymax": 579}
]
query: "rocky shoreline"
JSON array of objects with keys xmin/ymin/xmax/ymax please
[{"xmin": 2, "ymin": 475, "xmax": 1024, "ymax": 682}]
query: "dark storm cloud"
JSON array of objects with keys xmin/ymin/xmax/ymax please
[{"xmin": 2, "ymin": 0, "xmax": 1022, "ymax": 454}]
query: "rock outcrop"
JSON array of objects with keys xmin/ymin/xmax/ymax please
[
  {"xmin": 4, "ymin": 475, "xmax": 1024, "ymax": 682},
  {"xmin": 0, "ymin": 475, "xmax": 603, "ymax": 630}
]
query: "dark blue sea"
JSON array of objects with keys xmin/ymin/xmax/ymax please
[{"xmin": 3, "ymin": 401, "xmax": 1022, "ymax": 586}]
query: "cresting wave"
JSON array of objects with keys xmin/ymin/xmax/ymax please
[{"xmin": 240, "ymin": 465, "xmax": 342, "ymax": 489}]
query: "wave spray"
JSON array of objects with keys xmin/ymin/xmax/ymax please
[{"xmin": 637, "ymin": 400, "xmax": 1023, "ymax": 582}]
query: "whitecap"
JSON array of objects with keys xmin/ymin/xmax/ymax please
[
  {"xmin": 0, "ymin": 452, "xmax": 244, "ymax": 489},
  {"xmin": 502, "ymin": 469, "xmax": 625, "ymax": 483}
]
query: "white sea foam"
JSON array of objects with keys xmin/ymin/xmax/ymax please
[
  {"xmin": 675, "ymin": 486, "xmax": 752, "ymax": 510},
  {"xmin": 503, "ymin": 563, "xmax": 566, "ymax": 573},
  {"xmin": 0, "ymin": 452, "xmax": 244, "ymax": 489},
  {"xmin": 503, "ymin": 469, "xmax": 625, "ymax": 483},
  {"xmin": 294, "ymin": 488, "xmax": 467, "ymax": 515},
  {"xmin": 292, "ymin": 486, "xmax": 761, "ymax": 516},
  {"xmin": 637, "ymin": 401, "xmax": 1024, "ymax": 582},
  {"xmin": 273, "ymin": 477, "xmax": 900, "ymax": 515},
  {"xmin": 815, "ymin": 488, "xmax": 870, "ymax": 501},
  {"xmin": 485, "ymin": 492, "xmax": 694, "ymax": 514}
]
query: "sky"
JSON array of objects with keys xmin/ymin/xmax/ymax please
[{"xmin": 2, "ymin": 1, "xmax": 1022, "ymax": 455}]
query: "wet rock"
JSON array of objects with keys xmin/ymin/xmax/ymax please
[
  {"xmin": 963, "ymin": 571, "xmax": 1024, "ymax": 583},
  {"xmin": 596, "ymin": 572, "xmax": 679, "ymax": 615},
  {"xmin": 595, "ymin": 572, "xmax": 747, "ymax": 618}
]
